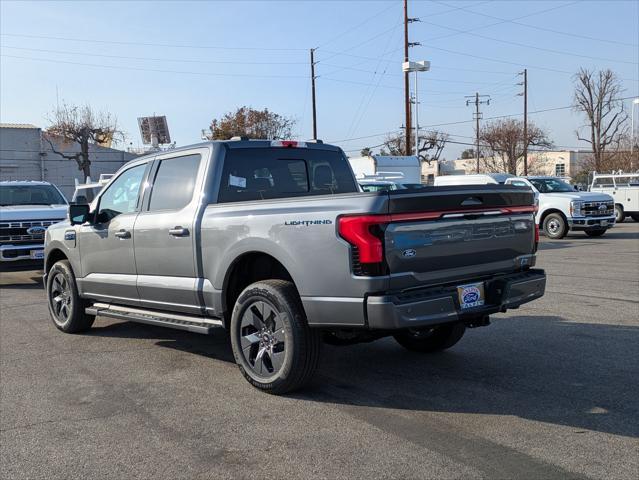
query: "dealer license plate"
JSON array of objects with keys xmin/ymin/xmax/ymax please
[
  {"xmin": 457, "ymin": 282, "xmax": 485, "ymax": 309},
  {"xmin": 30, "ymin": 250, "xmax": 44, "ymax": 260},
  {"xmin": 600, "ymin": 220, "xmax": 608, "ymax": 227}
]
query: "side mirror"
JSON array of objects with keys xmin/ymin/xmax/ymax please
[{"xmin": 69, "ymin": 204, "xmax": 91, "ymax": 225}]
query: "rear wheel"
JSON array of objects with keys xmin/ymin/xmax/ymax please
[
  {"xmin": 585, "ymin": 229, "xmax": 607, "ymax": 237},
  {"xmin": 230, "ymin": 280, "xmax": 321, "ymax": 394},
  {"xmin": 46, "ymin": 260, "xmax": 94, "ymax": 333},
  {"xmin": 543, "ymin": 213, "xmax": 568, "ymax": 239},
  {"xmin": 615, "ymin": 204, "xmax": 625, "ymax": 223},
  {"xmin": 393, "ymin": 323, "xmax": 466, "ymax": 353}
]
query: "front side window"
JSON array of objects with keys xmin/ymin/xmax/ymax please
[
  {"xmin": 148, "ymin": 154, "xmax": 201, "ymax": 211},
  {"xmin": 218, "ymin": 148, "xmax": 356, "ymax": 203},
  {"xmin": 97, "ymin": 164, "xmax": 146, "ymax": 222}
]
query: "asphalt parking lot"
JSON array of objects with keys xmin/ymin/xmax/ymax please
[{"xmin": 1, "ymin": 222, "xmax": 638, "ymax": 479}]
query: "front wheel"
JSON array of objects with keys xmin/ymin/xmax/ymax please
[
  {"xmin": 615, "ymin": 204, "xmax": 625, "ymax": 223},
  {"xmin": 46, "ymin": 260, "xmax": 94, "ymax": 333},
  {"xmin": 230, "ymin": 280, "xmax": 321, "ymax": 394},
  {"xmin": 585, "ymin": 229, "xmax": 607, "ymax": 237},
  {"xmin": 393, "ymin": 323, "xmax": 466, "ymax": 353},
  {"xmin": 543, "ymin": 213, "xmax": 568, "ymax": 239}
]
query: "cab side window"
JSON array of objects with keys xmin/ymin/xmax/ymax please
[
  {"xmin": 148, "ymin": 154, "xmax": 201, "ymax": 211},
  {"xmin": 97, "ymin": 164, "xmax": 146, "ymax": 223}
]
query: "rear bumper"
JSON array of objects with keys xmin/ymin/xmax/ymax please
[
  {"xmin": 568, "ymin": 215, "xmax": 615, "ymax": 231},
  {"xmin": 366, "ymin": 269, "xmax": 546, "ymax": 330},
  {"xmin": 0, "ymin": 243, "xmax": 44, "ymax": 262}
]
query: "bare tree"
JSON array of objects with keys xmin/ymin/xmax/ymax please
[
  {"xmin": 205, "ymin": 106, "xmax": 295, "ymax": 141},
  {"xmin": 380, "ymin": 130, "xmax": 449, "ymax": 163},
  {"xmin": 480, "ymin": 118, "xmax": 553, "ymax": 175},
  {"xmin": 46, "ymin": 103, "xmax": 123, "ymax": 181},
  {"xmin": 573, "ymin": 68, "xmax": 628, "ymax": 171}
]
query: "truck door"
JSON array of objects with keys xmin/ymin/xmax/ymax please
[
  {"xmin": 78, "ymin": 162, "xmax": 148, "ymax": 304},
  {"xmin": 133, "ymin": 151, "xmax": 206, "ymax": 314}
]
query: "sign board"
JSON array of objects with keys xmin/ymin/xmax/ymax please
[{"xmin": 138, "ymin": 116, "xmax": 171, "ymax": 145}]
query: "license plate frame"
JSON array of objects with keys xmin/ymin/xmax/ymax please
[
  {"xmin": 457, "ymin": 282, "xmax": 485, "ymax": 310},
  {"xmin": 30, "ymin": 250, "xmax": 44, "ymax": 260}
]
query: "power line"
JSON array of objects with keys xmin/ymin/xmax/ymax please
[
  {"xmin": 433, "ymin": 0, "xmax": 638, "ymax": 48},
  {"xmin": 422, "ymin": 1, "xmax": 580, "ymax": 44},
  {"xmin": 315, "ymin": 1, "xmax": 400, "ymax": 49},
  {"xmin": 1, "ymin": 54, "xmax": 308, "ymax": 79},
  {"xmin": 1, "ymin": 46, "xmax": 308, "ymax": 65},
  {"xmin": 0, "ymin": 33, "xmax": 307, "ymax": 51},
  {"xmin": 331, "ymin": 96, "xmax": 639, "ymax": 143},
  {"xmin": 418, "ymin": 17, "xmax": 637, "ymax": 65}
]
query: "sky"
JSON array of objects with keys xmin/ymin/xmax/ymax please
[{"xmin": 1, "ymin": 0, "xmax": 638, "ymax": 160}]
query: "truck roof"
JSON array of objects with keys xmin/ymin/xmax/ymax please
[
  {"xmin": 132, "ymin": 139, "xmax": 341, "ymax": 163},
  {"xmin": 0, "ymin": 180, "xmax": 55, "ymax": 186}
]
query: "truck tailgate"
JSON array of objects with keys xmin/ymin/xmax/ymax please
[{"xmin": 384, "ymin": 186, "xmax": 536, "ymax": 289}]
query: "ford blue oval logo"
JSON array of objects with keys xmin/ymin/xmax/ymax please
[
  {"xmin": 26, "ymin": 226, "xmax": 47, "ymax": 235},
  {"xmin": 463, "ymin": 291, "xmax": 479, "ymax": 303},
  {"xmin": 402, "ymin": 248, "xmax": 417, "ymax": 258}
]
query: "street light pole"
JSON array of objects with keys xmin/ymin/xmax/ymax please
[
  {"xmin": 403, "ymin": 61, "xmax": 430, "ymax": 158},
  {"xmin": 414, "ymin": 69, "xmax": 419, "ymax": 157}
]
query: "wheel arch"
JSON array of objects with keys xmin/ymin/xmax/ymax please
[
  {"xmin": 45, "ymin": 248, "xmax": 68, "ymax": 274},
  {"xmin": 539, "ymin": 208, "xmax": 567, "ymax": 227},
  {"xmin": 221, "ymin": 251, "xmax": 298, "ymax": 328}
]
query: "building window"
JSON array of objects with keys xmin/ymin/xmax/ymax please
[{"xmin": 555, "ymin": 163, "xmax": 565, "ymax": 177}]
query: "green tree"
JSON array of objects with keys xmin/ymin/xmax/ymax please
[{"xmin": 205, "ymin": 106, "xmax": 295, "ymax": 140}]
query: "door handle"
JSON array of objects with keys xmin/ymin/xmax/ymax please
[
  {"xmin": 169, "ymin": 227, "xmax": 189, "ymax": 237},
  {"xmin": 114, "ymin": 229, "xmax": 131, "ymax": 239}
]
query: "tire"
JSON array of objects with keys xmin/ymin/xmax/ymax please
[
  {"xmin": 393, "ymin": 323, "xmax": 466, "ymax": 353},
  {"xmin": 615, "ymin": 204, "xmax": 625, "ymax": 223},
  {"xmin": 630, "ymin": 214, "xmax": 639, "ymax": 222},
  {"xmin": 585, "ymin": 229, "xmax": 607, "ymax": 237},
  {"xmin": 46, "ymin": 260, "xmax": 94, "ymax": 333},
  {"xmin": 230, "ymin": 280, "xmax": 321, "ymax": 394},
  {"xmin": 543, "ymin": 213, "xmax": 568, "ymax": 239}
]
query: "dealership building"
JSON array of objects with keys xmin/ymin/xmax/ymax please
[{"xmin": 0, "ymin": 123, "xmax": 137, "ymax": 198}]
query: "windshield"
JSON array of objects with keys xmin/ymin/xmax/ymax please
[
  {"xmin": 0, "ymin": 184, "xmax": 67, "ymax": 206},
  {"xmin": 528, "ymin": 178, "xmax": 575, "ymax": 193}
]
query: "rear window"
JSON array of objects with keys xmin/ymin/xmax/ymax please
[
  {"xmin": 148, "ymin": 154, "xmax": 201, "ymax": 211},
  {"xmin": 217, "ymin": 148, "xmax": 357, "ymax": 203}
]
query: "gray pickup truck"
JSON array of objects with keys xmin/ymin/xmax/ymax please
[{"xmin": 44, "ymin": 139, "xmax": 546, "ymax": 393}]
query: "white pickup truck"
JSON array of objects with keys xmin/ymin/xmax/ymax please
[
  {"xmin": 435, "ymin": 175, "xmax": 615, "ymax": 239},
  {"xmin": 504, "ymin": 176, "xmax": 615, "ymax": 239},
  {"xmin": 0, "ymin": 181, "xmax": 68, "ymax": 263}
]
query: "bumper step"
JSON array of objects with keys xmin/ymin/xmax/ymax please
[{"xmin": 85, "ymin": 303, "xmax": 223, "ymax": 334}]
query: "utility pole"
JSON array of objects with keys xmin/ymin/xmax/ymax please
[
  {"xmin": 403, "ymin": 0, "xmax": 411, "ymax": 156},
  {"xmin": 403, "ymin": 0, "xmax": 421, "ymax": 156},
  {"xmin": 465, "ymin": 93, "xmax": 491, "ymax": 173},
  {"xmin": 518, "ymin": 69, "xmax": 528, "ymax": 175},
  {"xmin": 310, "ymin": 48, "xmax": 318, "ymax": 140}
]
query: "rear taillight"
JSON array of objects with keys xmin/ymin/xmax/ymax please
[
  {"xmin": 534, "ymin": 223, "xmax": 540, "ymax": 252},
  {"xmin": 338, "ymin": 215, "xmax": 390, "ymax": 264}
]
